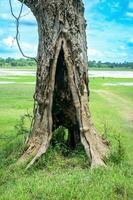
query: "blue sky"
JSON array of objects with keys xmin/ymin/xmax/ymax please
[{"xmin": 0, "ymin": 0, "xmax": 133, "ymax": 62}]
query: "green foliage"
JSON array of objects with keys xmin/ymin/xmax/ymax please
[
  {"xmin": 1, "ymin": 57, "xmax": 133, "ymax": 69},
  {"xmin": 101, "ymin": 121, "xmax": 126, "ymax": 165},
  {"xmin": 108, "ymin": 133, "xmax": 126, "ymax": 165},
  {"xmin": 14, "ymin": 113, "xmax": 32, "ymax": 143},
  {"xmin": 0, "ymin": 113, "xmax": 32, "ymax": 169},
  {"xmin": 15, "ymin": 115, "xmax": 29, "ymax": 137},
  {"xmin": 51, "ymin": 126, "xmax": 68, "ymax": 146},
  {"xmin": 51, "ymin": 126, "xmax": 70, "ymax": 156},
  {"xmin": 0, "ymin": 57, "xmax": 36, "ymax": 67},
  {"xmin": 88, "ymin": 60, "xmax": 133, "ymax": 69}
]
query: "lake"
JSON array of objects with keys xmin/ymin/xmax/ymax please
[
  {"xmin": 0, "ymin": 69, "xmax": 133, "ymax": 78},
  {"xmin": 89, "ymin": 70, "xmax": 133, "ymax": 78}
]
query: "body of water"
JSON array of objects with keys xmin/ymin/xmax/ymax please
[
  {"xmin": 89, "ymin": 70, "xmax": 133, "ymax": 78},
  {"xmin": 0, "ymin": 69, "xmax": 133, "ymax": 78},
  {"xmin": 0, "ymin": 69, "xmax": 35, "ymax": 76},
  {"xmin": 104, "ymin": 82, "xmax": 133, "ymax": 86}
]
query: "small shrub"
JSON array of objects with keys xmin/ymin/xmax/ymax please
[
  {"xmin": 14, "ymin": 113, "xmax": 32, "ymax": 143},
  {"xmin": 108, "ymin": 133, "xmax": 126, "ymax": 165},
  {"xmin": 51, "ymin": 126, "xmax": 69, "ymax": 145},
  {"xmin": 51, "ymin": 126, "xmax": 70, "ymax": 156},
  {"xmin": 113, "ymin": 184, "xmax": 126, "ymax": 197}
]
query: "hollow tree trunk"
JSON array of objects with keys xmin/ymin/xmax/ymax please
[{"xmin": 18, "ymin": 0, "xmax": 108, "ymax": 168}]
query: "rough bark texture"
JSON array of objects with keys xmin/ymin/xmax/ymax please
[{"xmin": 18, "ymin": 0, "xmax": 108, "ymax": 168}]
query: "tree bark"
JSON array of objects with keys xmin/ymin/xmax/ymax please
[{"xmin": 18, "ymin": 0, "xmax": 108, "ymax": 168}]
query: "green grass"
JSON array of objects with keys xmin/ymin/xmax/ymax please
[{"xmin": 0, "ymin": 75, "xmax": 133, "ymax": 199}]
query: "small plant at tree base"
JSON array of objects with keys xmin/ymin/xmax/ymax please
[
  {"xmin": 14, "ymin": 113, "xmax": 33, "ymax": 144},
  {"xmin": 51, "ymin": 126, "xmax": 70, "ymax": 156},
  {"xmin": 108, "ymin": 133, "xmax": 126, "ymax": 165}
]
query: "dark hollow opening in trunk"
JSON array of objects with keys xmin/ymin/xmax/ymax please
[{"xmin": 52, "ymin": 46, "xmax": 80, "ymax": 149}]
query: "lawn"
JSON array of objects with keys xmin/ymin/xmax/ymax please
[{"xmin": 0, "ymin": 74, "xmax": 133, "ymax": 200}]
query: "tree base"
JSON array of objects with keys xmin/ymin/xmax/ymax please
[
  {"xmin": 18, "ymin": 126, "xmax": 108, "ymax": 169},
  {"xmin": 18, "ymin": 39, "xmax": 108, "ymax": 169}
]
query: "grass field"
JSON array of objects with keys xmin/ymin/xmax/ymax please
[{"xmin": 0, "ymin": 73, "xmax": 133, "ymax": 200}]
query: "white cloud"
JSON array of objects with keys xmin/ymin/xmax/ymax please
[
  {"xmin": 120, "ymin": 45, "xmax": 126, "ymax": 50},
  {"xmin": 3, "ymin": 36, "xmax": 37, "ymax": 51},
  {"xmin": 120, "ymin": 52, "xmax": 127, "ymax": 57},
  {"xmin": 20, "ymin": 12, "xmax": 36, "ymax": 22},
  {"xmin": 87, "ymin": 45, "xmax": 129, "ymax": 62},
  {"xmin": 113, "ymin": 2, "xmax": 120, "ymax": 8},
  {"xmin": 128, "ymin": 1, "xmax": 133, "ymax": 9},
  {"xmin": 0, "ymin": 11, "xmax": 36, "ymax": 23},
  {"xmin": 0, "ymin": 13, "xmax": 12, "ymax": 20},
  {"xmin": 21, "ymin": 42, "xmax": 37, "ymax": 52},
  {"xmin": 129, "ymin": 37, "xmax": 133, "ymax": 42},
  {"xmin": 3, "ymin": 36, "xmax": 15, "ymax": 47},
  {"xmin": 0, "ymin": 29, "xmax": 4, "ymax": 36},
  {"xmin": 126, "ymin": 12, "xmax": 133, "ymax": 17},
  {"xmin": 87, "ymin": 48, "xmax": 103, "ymax": 58},
  {"xmin": 84, "ymin": 0, "xmax": 100, "ymax": 9}
]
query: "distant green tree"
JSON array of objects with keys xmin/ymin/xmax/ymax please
[
  {"xmin": 0, "ymin": 57, "xmax": 133, "ymax": 69},
  {"xmin": 88, "ymin": 61, "xmax": 133, "ymax": 69}
]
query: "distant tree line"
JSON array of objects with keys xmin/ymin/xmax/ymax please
[
  {"xmin": 88, "ymin": 61, "xmax": 133, "ymax": 69},
  {"xmin": 0, "ymin": 57, "xmax": 133, "ymax": 69},
  {"xmin": 0, "ymin": 57, "xmax": 36, "ymax": 67}
]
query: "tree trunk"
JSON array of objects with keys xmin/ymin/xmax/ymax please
[{"xmin": 18, "ymin": 0, "xmax": 108, "ymax": 168}]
